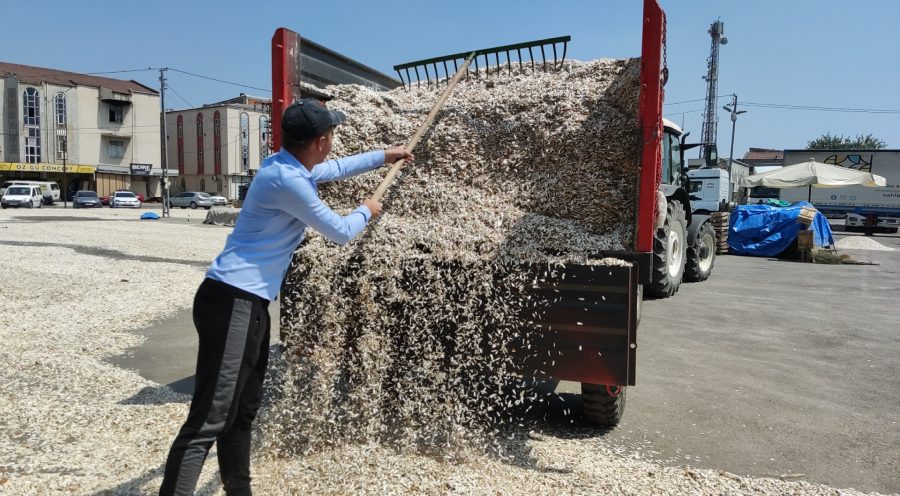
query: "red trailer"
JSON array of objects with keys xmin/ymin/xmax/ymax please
[{"xmin": 271, "ymin": 0, "xmax": 676, "ymax": 426}]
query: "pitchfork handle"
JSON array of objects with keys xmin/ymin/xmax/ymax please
[{"xmin": 371, "ymin": 52, "xmax": 476, "ymax": 203}]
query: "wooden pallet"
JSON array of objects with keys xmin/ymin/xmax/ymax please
[{"xmin": 712, "ymin": 212, "xmax": 730, "ymax": 254}]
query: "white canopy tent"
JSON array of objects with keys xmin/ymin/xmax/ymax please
[
  {"xmin": 740, "ymin": 159, "xmax": 886, "ymax": 201},
  {"xmin": 741, "ymin": 159, "xmax": 886, "ymax": 188}
]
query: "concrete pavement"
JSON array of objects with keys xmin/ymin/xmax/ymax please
[{"xmin": 588, "ymin": 232, "xmax": 900, "ymax": 494}]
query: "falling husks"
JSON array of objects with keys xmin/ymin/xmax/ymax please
[{"xmin": 260, "ymin": 58, "xmax": 642, "ymax": 458}]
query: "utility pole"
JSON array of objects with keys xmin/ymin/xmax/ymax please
[
  {"xmin": 159, "ymin": 68, "xmax": 170, "ymax": 218},
  {"xmin": 48, "ymin": 90, "xmax": 71, "ymax": 208},
  {"xmin": 722, "ymin": 94, "xmax": 747, "ymax": 204},
  {"xmin": 62, "ymin": 132, "xmax": 67, "ymax": 208}
]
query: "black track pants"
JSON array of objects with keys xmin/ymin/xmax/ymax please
[{"xmin": 160, "ymin": 278, "xmax": 270, "ymax": 496}]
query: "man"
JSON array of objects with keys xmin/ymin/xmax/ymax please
[{"xmin": 160, "ymin": 99, "xmax": 413, "ymax": 495}]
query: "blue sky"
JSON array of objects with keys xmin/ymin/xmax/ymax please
[{"xmin": 5, "ymin": 0, "xmax": 899, "ymax": 156}]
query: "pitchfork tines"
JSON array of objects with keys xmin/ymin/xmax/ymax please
[{"xmin": 394, "ymin": 36, "xmax": 571, "ymax": 89}]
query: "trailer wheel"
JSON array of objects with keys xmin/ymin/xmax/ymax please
[
  {"xmin": 685, "ymin": 221, "xmax": 715, "ymax": 282},
  {"xmin": 582, "ymin": 383, "xmax": 626, "ymax": 427},
  {"xmin": 647, "ymin": 200, "xmax": 687, "ymax": 297}
]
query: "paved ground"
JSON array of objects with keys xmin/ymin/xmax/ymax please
[
  {"xmin": 602, "ymin": 231, "xmax": 900, "ymax": 494},
  {"xmin": 111, "ymin": 227, "xmax": 900, "ymax": 495},
  {"xmin": 109, "ymin": 301, "xmax": 280, "ymax": 395}
]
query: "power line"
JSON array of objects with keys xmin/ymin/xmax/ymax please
[
  {"xmin": 85, "ymin": 67, "xmax": 159, "ymax": 75},
  {"xmin": 665, "ymin": 95, "xmax": 732, "ymax": 106},
  {"xmin": 666, "ymin": 97, "xmax": 900, "ymax": 114},
  {"xmin": 666, "ymin": 107, "xmax": 705, "ymax": 116},
  {"xmin": 665, "ymin": 98, "xmax": 706, "ymax": 106},
  {"xmin": 165, "ymin": 82, "xmax": 194, "ymax": 108},
  {"xmin": 169, "ymin": 68, "xmax": 269, "ymax": 93},
  {"xmin": 0, "ymin": 68, "xmax": 159, "ymax": 80},
  {"xmin": 741, "ymin": 101, "xmax": 900, "ymax": 114},
  {"xmin": 2, "ymin": 66, "xmax": 269, "ymax": 95}
]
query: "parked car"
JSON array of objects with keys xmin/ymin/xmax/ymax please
[
  {"xmin": 104, "ymin": 191, "xmax": 145, "ymax": 205},
  {"xmin": 1, "ymin": 185, "xmax": 43, "ymax": 209},
  {"xmin": 73, "ymin": 190, "xmax": 103, "ymax": 208},
  {"xmin": 0, "ymin": 180, "xmax": 59, "ymax": 204},
  {"xmin": 845, "ymin": 212, "xmax": 900, "ymax": 234},
  {"xmin": 110, "ymin": 191, "xmax": 142, "ymax": 208},
  {"xmin": 169, "ymin": 191, "xmax": 215, "ymax": 209},
  {"xmin": 204, "ymin": 192, "xmax": 228, "ymax": 206}
]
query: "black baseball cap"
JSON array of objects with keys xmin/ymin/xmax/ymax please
[{"xmin": 281, "ymin": 98, "xmax": 346, "ymax": 142}]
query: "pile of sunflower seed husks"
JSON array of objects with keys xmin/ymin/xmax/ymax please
[{"xmin": 259, "ymin": 59, "xmax": 641, "ymax": 460}]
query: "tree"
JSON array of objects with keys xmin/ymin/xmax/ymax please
[{"xmin": 807, "ymin": 133, "xmax": 887, "ymax": 150}]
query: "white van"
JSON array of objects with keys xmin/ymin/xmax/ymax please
[
  {"xmin": 1, "ymin": 185, "xmax": 43, "ymax": 209},
  {"xmin": 0, "ymin": 180, "xmax": 60, "ymax": 203}
]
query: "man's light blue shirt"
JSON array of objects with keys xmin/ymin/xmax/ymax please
[{"xmin": 206, "ymin": 148, "xmax": 385, "ymax": 300}]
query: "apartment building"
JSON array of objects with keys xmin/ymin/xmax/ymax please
[
  {"xmin": 0, "ymin": 61, "xmax": 169, "ymax": 199},
  {"xmin": 165, "ymin": 95, "xmax": 271, "ymax": 200}
]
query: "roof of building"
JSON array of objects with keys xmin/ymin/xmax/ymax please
[
  {"xmin": 206, "ymin": 93, "xmax": 272, "ymax": 107},
  {"xmin": 743, "ymin": 147, "xmax": 784, "ymax": 160},
  {"xmin": 0, "ymin": 61, "xmax": 158, "ymax": 95},
  {"xmin": 165, "ymin": 103, "xmax": 270, "ymax": 115}
]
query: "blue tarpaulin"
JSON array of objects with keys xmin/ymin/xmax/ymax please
[
  {"xmin": 140, "ymin": 212, "xmax": 160, "ymax": 220},
  {"xmin": 728, "ymin": 202, "xmax": 834, "ymax": 257}
]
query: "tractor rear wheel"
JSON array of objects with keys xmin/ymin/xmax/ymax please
[
  {"xmin": 647, "ymin": 201, "xmax": 687, "ymax": 297},
  {"xmin": 582, "ymin": 383, "xmax": 626, "ymax": 427},
  {"xmin": 685, "ymin": 221, "xmax": 716, "ymax": 282}
]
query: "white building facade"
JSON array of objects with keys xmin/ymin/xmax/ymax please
[
  {"xmin": 165, "ymin": 98, "xmax": 271, "ymax": 200},
  {"xmin": 0, "ymin": 62, "xmax": 168, "ymax": 199}
]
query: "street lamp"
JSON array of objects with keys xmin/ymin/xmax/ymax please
[{"xmin": 722, "ymin": 94, "xmax": 747, "ymax": 203}]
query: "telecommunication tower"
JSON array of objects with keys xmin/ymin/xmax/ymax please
[{"xmin": 700, "ymin": 20, "xmax": 727, "ymax": 165}]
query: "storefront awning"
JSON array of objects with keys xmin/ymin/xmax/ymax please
[{"xmin": 0, "ymin": 162, "xmax": 95, "ymax": 174}]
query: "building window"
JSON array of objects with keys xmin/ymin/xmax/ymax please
[
  {"xmin": 57, "ymin": 134, "xmax": 68, "ymax": 161},
  {"xmin": 55, "ymin": 93, "xmax": 67, "ymax": 126},
  {"xmin": 25, "ymin": 129, "xmax": 41, "ymax": 164},
  {"xmin": 259, "ymin": 115, "xmax": 269, "ymax": 163},
  {"xmin": 213, "ymin": 111, "xmax": 222, "ymax": 175},
  {"xmin": 240, "ymin": 112, "xmax": 250, "ymax": 171},
  {"xmin": 176, "ymin": 115, "xmax": 185, "ymax": 174},
  {"xmin": 200, "ymin": 177, "xmax": 206, "ymax": 192},
  {"xmin": 23, "ymin": 88, "xmax": 40, "ymax": 127},
  {"xmin": 109, "ymin": 103, "xmax": 124, "ymax": 124},
  {"xmin": 23, "ymin": 88, "xmax": 41, "ymax": 163},
  {"xmin": 55, "ymin": 93, "xmax": 68, "ymax": 161},
  {"xmin": 109, "ymin": 139, "xmax": 125, "ymax": 159},
  {"xmin": 196, "ymin": 113, "xmax": 205, "ymax": 175}
]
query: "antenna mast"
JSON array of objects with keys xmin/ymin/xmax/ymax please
[{"xmin": 700, "ymin": 20, "xmax": 727, "ymax": 164}]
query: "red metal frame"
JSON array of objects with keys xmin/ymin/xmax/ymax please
[
  {"xmin": 271, "ymin": 27, "xmax": 298, "ymax": 152},
  {"xmin": 635, "ymin": 0, "xmax": 665, "ymax": 254}
]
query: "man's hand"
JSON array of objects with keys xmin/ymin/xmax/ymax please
[
  {"xmin": 384, "ymin": 146, "xmax": 414, "ymax": 165},
  {"xmin": 362, "ymin": 198, "xmax": 383, "ymax": 220}
]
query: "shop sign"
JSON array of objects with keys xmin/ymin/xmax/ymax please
[
  {"xmin": 0, "ymin": 162, "xmax": 95, "ymax": 174},
  {"xmin": 130, "ymin": 163, "xmax": 152, "ymax": 176}
]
